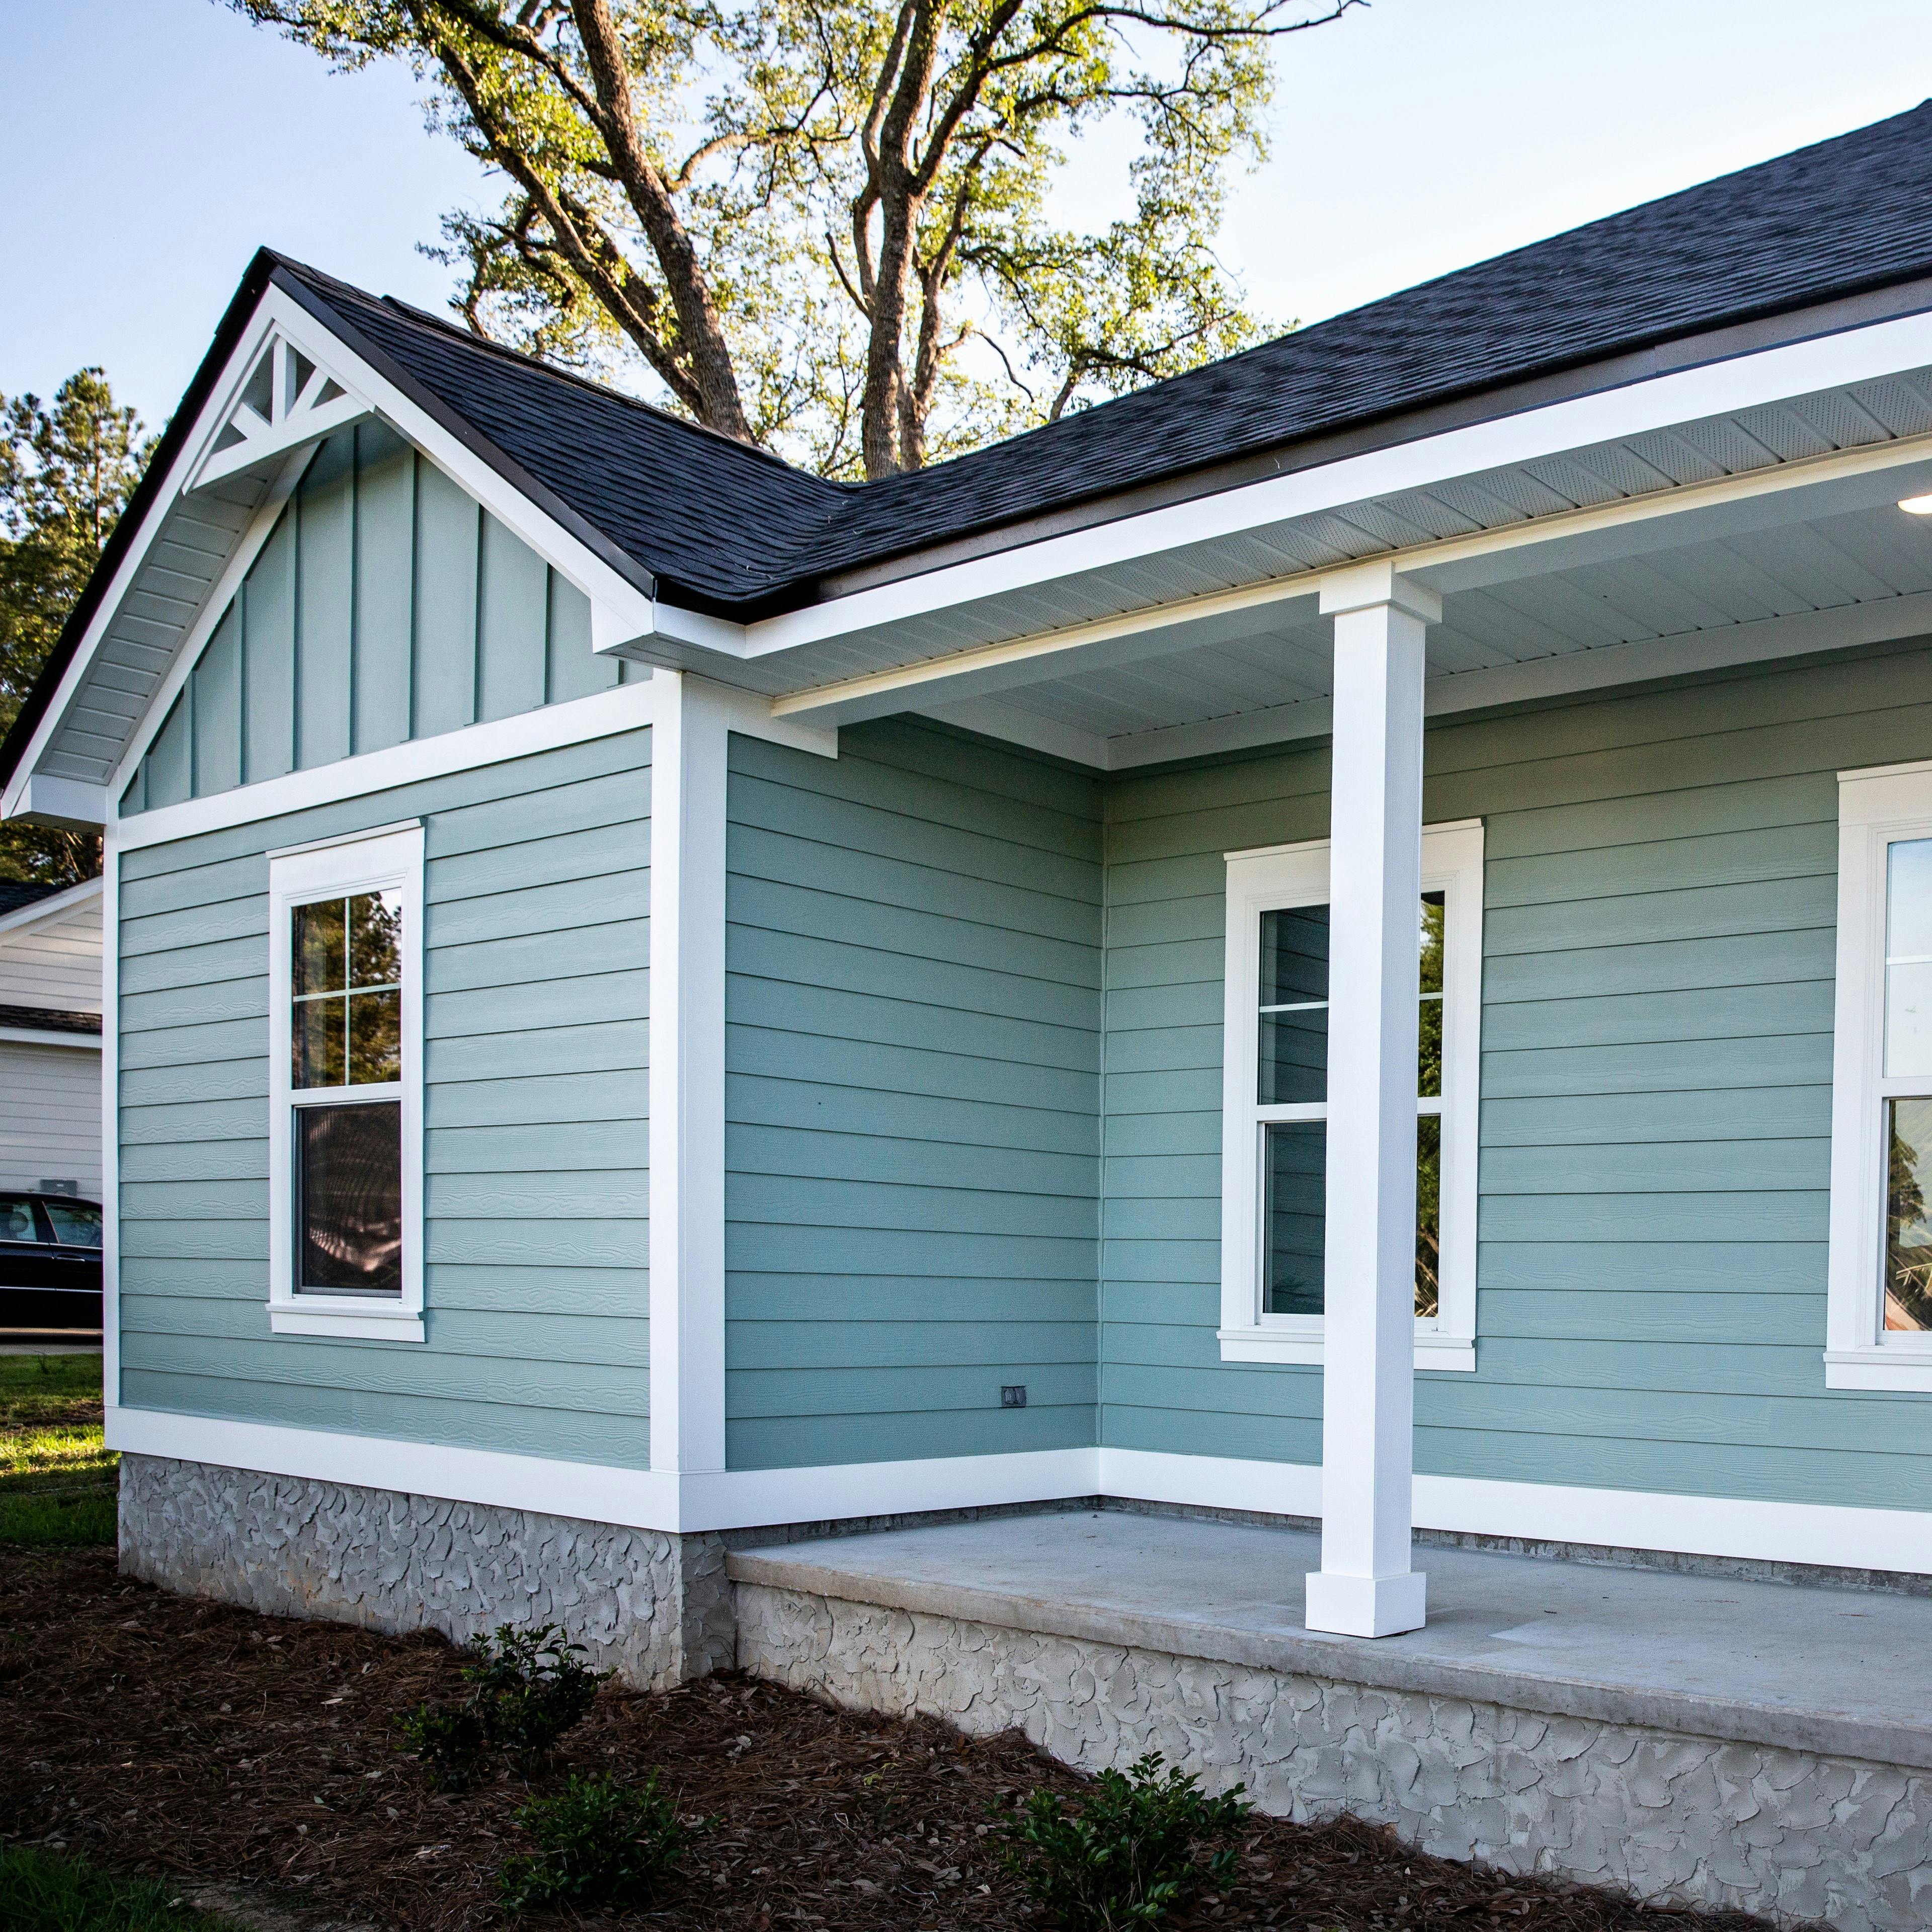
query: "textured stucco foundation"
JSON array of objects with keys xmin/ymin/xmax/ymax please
[
  {"xmin": 119, "ymin": 1453, "xmax": 732, "ymax": 1688},
  {"xmin": 734, "ymin": 1581, "xmax": 1932, "ymax": 1931}
]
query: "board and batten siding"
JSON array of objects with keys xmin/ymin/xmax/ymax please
[
  {"xmin": 115, "ymin": 727, "xmax": 651, "ymax": 1466},
  {"xmin": 723, "ymin": 720, "xmax": 1103, "ymax": 1469},
  {"xmin": 1100, "ymin": 638, "xmax": 1932, "ymax": 1515},
  {"xmin": 120, "ymin": 421, "xmax": 639, "ymax": 817}
]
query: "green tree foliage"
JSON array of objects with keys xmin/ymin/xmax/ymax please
[
  {"xmin": 0, "ymin": 370, "xmax": 154, "ymax": 886},
  {"xmin": 229, "ymin": 0, "xmax": 1361, "ymax": 478}
]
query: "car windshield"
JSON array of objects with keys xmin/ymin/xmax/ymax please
[
  {"xmin": 0, "ymin": 1196, "xmax": 42, "ymax": 1242},
  {"xmin": 42, "ymin": 1199, "xmax": 102, "ymax": 1247}
]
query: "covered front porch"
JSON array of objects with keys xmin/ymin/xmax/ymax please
[{"xmin": 729, "ymin": 1506, "xmax": 1932, "ymax": 1929}]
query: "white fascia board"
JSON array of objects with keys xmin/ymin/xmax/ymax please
[
  {"xmin": 0, "ymin": 873, "xmax": 102, "ymax": 941},
  {"xmin": 741, "ymin": 307, "xmax": 1932, "ymax": 667},
  {"xmin": 8, "ymin": 773, "xmax": 111, "ymax": 832}
]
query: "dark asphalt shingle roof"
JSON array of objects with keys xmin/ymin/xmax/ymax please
[
  {"xmin": 0, "ymin": 881, "xmax": 73, "ymax": 921},
  {"xmin": 280, "ymin": 99, "xmax": 1932, "ymax": 616},
  {"xmin": 0, "ymin": 1004, "xmax": 101, "ymax": 1036}
]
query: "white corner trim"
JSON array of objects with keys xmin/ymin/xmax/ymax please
[
  {"xmin": 0, "ymin": 1025, "xmax": 102, "ymax": 1051},
  {"xmin": 101, "ymin": 834, "xmax": 121, "ymax": 1406},
  {"xmin": 114, "ymin": 679, "xmax": 662, "ymax": 851},
  {"xmin": 648, "ymin": 671, "xmax": 728, "ymax": 1476},
  {"xmin": 0, "ymin": 872, "xmax": 103, "ymax": 941}
]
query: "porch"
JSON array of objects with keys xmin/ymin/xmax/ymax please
[{"xmin": 729, "ymin": 1507, "xmax": 1932, "ymax": 1930}]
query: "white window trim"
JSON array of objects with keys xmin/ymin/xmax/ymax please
[
  {"xmin": 1218, "ymin": 818, "xmax": 1483, "ymax": 1371},
  {"xmin": 1826, "ymin": 758, "xmax": 1932, "ymax": 1390},
  {"xmin": 267, "ymin": 822, "xmax": 426, "ymax": 1342}
]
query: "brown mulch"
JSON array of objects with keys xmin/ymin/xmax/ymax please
[{"xmin": 0, "ymin": 1547, "xmax": 1779, "ymax": 1931}]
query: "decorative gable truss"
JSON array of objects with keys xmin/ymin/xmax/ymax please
[{"xmin": 187, "ymin": 331, "xmax": 369, "ymax": 493}]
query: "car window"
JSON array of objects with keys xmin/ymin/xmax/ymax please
[
  {"xmin": 0, "ymin": 1196, "xmax": 44, "ymax": 1242},
  {"xmin": 42, "ymin": 1199, "xmax": 102, "ymax": 1248}
]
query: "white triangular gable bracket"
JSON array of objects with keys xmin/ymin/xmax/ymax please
[{"xmin": 185, "ymin": 330, "xmax": 370, "ymax": 493}]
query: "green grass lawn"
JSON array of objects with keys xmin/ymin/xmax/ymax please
[
  {"xmin": 0, "ymin": 1844, "xmax": 239, "ymax": 1931},
  {"xmin": 0, "ymin": 1353, "xmax": 116, "ymax": 1548}
]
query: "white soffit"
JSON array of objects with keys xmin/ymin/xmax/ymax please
[{"xmin": 742, "ymin": 326, "xmax": 1932, "ymax": 718}]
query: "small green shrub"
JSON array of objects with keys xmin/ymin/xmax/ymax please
[
  {"xmin": 997, "ymin": 1751, "xmax": 1253, "ymax": 1930},
  {"xmin": 392, "ymin": 1697, "xmax": 489, "ymax": 1790},
  {"xmin": 463, "ymin": 1623, "xmax": 609, "ymax": 1757},
  {"xmin": 393, "ymin": 1623, "xmax": 609, "ymax": 1786},
  {"xmin": 498, "ymin": 1771, "xmax": 690, "ymax": 1913}
]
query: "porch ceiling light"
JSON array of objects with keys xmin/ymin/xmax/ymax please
[{"xmin": 1900, "ymin": 494, "xmax": 1932, "ymax": 515}]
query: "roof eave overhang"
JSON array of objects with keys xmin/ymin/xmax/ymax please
[{"xmin": 608, "ymin": 298, "xmax": 1932, "ymax": 736}]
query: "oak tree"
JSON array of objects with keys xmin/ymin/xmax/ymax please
[{"xmin": 231, "ymin": 0, "xmax": 1361, "ymax": 476}]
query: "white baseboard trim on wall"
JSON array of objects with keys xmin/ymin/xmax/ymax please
[{"xmin": 106, "ymin": 1408, "xmax": 1932, "ymax": 1576}]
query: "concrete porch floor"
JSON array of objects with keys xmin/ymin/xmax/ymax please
[
  {"xmin": 732, "ymin": 1508, "xmax": 1932, "ymax": 1770},
  {"xmin": 728, "ymin": 1508, "xmax": 1932, "ymax": 1927}
]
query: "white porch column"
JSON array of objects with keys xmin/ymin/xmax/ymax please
[
  {"xmin": 648, "ymin": 671, "xmax": 730, "ymax": 1476},
  {"xmin": 1305, "ymin": 562, "xmax": 1438, "ymax": 1639}
]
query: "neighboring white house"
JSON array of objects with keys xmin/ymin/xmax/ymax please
[{"xmin": 0, "ymin": 877, "xmax": 103, "ymax": 1199}]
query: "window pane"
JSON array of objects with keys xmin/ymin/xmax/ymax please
[
  {"xmin": 0, "ymin": 1196, "xmax": 43, "ymax": 1243},
  {"xmin": 297, "ymin": 1101, "xmax": 403, "ymax": 1295},
  {"xmin": 1416, "ymin": 1113, "xmax": 1440, "ymax": 1318},
  {"xmin": 293, "ymin": 898, "xmax": 346, "ymax": 997},
  {"xmin": 43, "ymin": 1200, "xmax": 102, "ymax": 1247},
  {"xmin": 1886, "ymin": 1098, "xmax": 1932, "ymax": 1332},
  {"xmin": 1258, "ymin": 906, "xmax": 1329, "ymax": 1105},
  {"xmin": 1886, "ymin": 843, "xmax": 1932, "ymax": 1077},
  {"xmin": 348, "ymin": 889, "xmax": 402, "ymax": 988},
  {"xmin": 1418, "ymin": 892, "xmax": 1445, "ymax": 994},
  {"xmin": 1263, "ymin": 1120, "xmax": 1326, "ymax": 1315},
  {"xmin": 347, "ymin": 988, "xmax": 401, "ymax": 1084},
  {"xmin": 1418, "ymin": 892, "xmax": 1445, "ymax": 1099},
  {"xmin": 294, "ymin": 995, "xmax": 346, "ymax": 1089}
]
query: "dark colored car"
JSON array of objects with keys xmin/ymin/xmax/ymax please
[{"xmin": 0, "ymin": 1193, "xmax": 104, "ymax": 1330}]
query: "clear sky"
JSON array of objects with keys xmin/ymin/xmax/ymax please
[{"xmin": 5, "ymin": 0, "xmax": 1932, "ymax": 436}]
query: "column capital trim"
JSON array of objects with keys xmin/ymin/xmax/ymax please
[{"xmin": 1318, "ymin": 561, "xmax": 1442, "ymax": 624}]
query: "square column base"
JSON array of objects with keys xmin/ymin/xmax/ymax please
[{"xmin": 1305, "ymin": 1568, "xmax": 1427, "ymax": 1638}]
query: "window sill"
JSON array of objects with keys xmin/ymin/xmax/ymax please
[
  {"xmin": 1824, "ymin": 1347, "xmax": 1932, "ymax": 1391},
  {"xmin": 269, "ymin": 1304, "xmax": 425, "ymax": 1343},
  {"xmin": 1218, "ymin": 1327, "xmax": 1475, "ymax": 1371}
]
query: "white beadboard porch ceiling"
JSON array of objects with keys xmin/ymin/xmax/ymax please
[{"xmin": 921, "ymin": 485, "xmax": 1932, "ymax": 769}]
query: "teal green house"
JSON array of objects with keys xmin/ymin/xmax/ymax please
[{"xmin": 17, "ymin": 104, "xmax": 1932, "ymax": 1671}]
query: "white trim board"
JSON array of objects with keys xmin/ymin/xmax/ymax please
[
  {"xmin": 0, "ymin": 874, "xmax": 103, "ymax": 942},
  {"xmin": 101, "ymin": 1406, "xmax": 1932, "ymax": 1575},
  {"xmin": 0, "ymin": 1026, "xmax": 101, "ymax": 1051},
  {"xmin": 924, "ymin": 588, "xmax": 1932, "ymax": 774}
]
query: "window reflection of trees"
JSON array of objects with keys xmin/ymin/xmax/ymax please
[{"xmin": 1886, "ymin": 1100, "xmax": 1932, "ymax": 1331}]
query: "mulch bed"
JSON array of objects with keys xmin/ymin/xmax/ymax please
[{"xmin": 0, "ymin": 1546, "xmax": 1780, "ymax": 1931}]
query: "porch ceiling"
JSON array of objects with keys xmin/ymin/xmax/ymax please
[{"xmin": 916, "ymin": 474, "xmax": 1932, "ymax": 769}]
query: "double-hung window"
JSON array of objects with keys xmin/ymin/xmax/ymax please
[
  {"xmin": 1220, "ymin": 821, "xmax": 1483, "ymax": 1369},
  {"xmin": 267, "ymin": 823, "xmax": 425, "ymax": 1341},
  {"xmin": 1827, "ymin": 762, "xmax": 1932, "ymax": 1388}
]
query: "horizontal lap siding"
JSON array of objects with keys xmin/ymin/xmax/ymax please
[
  {"xmin": 725, "ymin": 720, "xmax": 1102, "ymax": 1469},
  {"xmin": 1101, "ymin": 639, "xmax": 1932, "ymax": 1513},
  {"xmin": 116, "ymin": 728, "xmax": 652, "ymax": 1466},
  {"xmin": 0, "ymin": 1041, "xmax": 103, "ymax": 1195}
]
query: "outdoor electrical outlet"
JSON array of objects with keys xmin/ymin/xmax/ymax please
[{"xmin": 1001, "ymin": 1385, "xmax": 1027, "ymax": 1408}]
